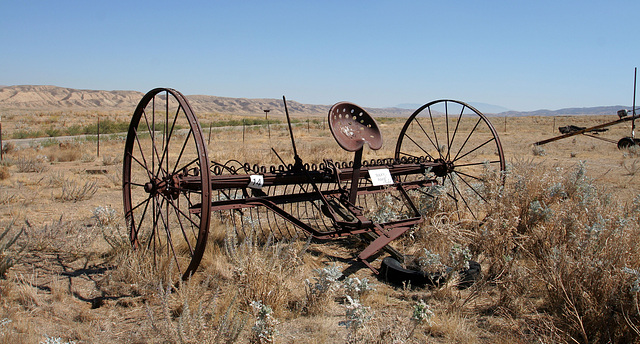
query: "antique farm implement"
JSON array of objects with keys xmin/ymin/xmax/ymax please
[
  {"xmin": 535, "ymin": 68, "xmax": 640, "ymax": 149},
  {"xmin": 123, "ymin": 88, "xmax": 505, "ymax": 281}
]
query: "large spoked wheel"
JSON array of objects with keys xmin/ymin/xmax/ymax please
[
  {"xmin": 395, "ymin": 100, "xmax": 505, "ymax": 221},
  {"xmin": 123, "ymin": 88, "xmax": 211, "ymax": 280}
]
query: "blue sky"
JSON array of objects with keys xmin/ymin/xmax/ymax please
[{"xmin": 1, "ymin": 1, "xmax": 638, "ymax": 111}]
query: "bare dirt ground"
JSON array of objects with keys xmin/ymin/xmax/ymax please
[{"xmin": 1, "ymin": 111, "xmax": 640, "ymax": 343}]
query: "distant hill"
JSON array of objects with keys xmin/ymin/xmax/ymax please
[
  {"xmin": 501, "ymin": 106, "xmax": 627, "ymax": 117},
  {"xmin": 0, "ymin": 85, "xmax": 415, "ymax": 117},
  {"xmin": 397, "ymin": 102, "xmax": 511, "ymax": 114},
  {"xmin": 0, "ymin": 85, "xmax": 627, "ymax": 118},
  {"xmin": 0, "ymin": 85, "xmax": 144, "ymax": 112}
]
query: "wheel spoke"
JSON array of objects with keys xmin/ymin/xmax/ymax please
[
  {"xmin": 443, "ymin": 174, "xmax": 460, "ymax": 214},
  {"xmin": 412, "ymin": 117, "xmax": 441, "ymax": 159},
  {"xmin": 447, "ymin": 104, "xmax": 466, "ymax": 161},
  {"xmin": 427, "ymin": 107, "xmax": 443, "ymax": 160},
  {"xmin": 449, "ymin": 173, "xmax": 477, "ymax": 220},
  {"xmin": 155, "ymin": 195, "xmax": 182, "ymax": 272},
  {"xmin": 453, "ymin": 137, "xmax": 496, "ymax": 163},
  {"xmin": 132, "ymin": 197, "xmax": 151, "ymax": 243},
  {"xmin": 456, "ymin": 172, "xmax": 488, "ymax": 203},
  {"xmin": 452, "ymin": 117, "xmax": 482, "ymax": 162},
  {"xmin": 395, "ymin": 99, "xmax": 504, "ymax": 223},
  {"xmin": 162, "ymin": 193, "xmax": 202, "ymax": 234},
  {"xmin": 126, "ymin": 181, "xmax": 147, "ymax": 188},
  {"xmin": 171, "ymin": 129, "xmax": 195, "ymax": 174},
  {"xmin": 454, "ymin": 160, "xmax": 502, "ymax": 168},
  {"xmin": 132, "ymin": 130, "xmax": 154, "ymax": 181},
  {"xmin": 445, "ymin": 101, "xmax": 451, "ymax": 160},
  {"xmin": 124, "ymin": 88, "xmax": 212, "ymax": 280},
  {"xmin": 168, "ymin": 197, "xmax": 195, "ymax": 256},
  {"xmin": 178, "ymin": 193, "xmax": 202, "ymax": 251},
  {"xmin": 156, "ymin": 101, "xmax": 184, "ymax": 180},
  {"xmin": 130, "ymin": 194, "xmax": 153, "ymax": 214},
  {"xmin": 454, "ymin": 170, "xmax": 485, "ymax": 183},
  {"xmin": 142, "ymin": 109, "xmax": 165, "ymax": 180},
  {"xmin": 404, "ymin": 133, "xmax": 436, "ymax": 160}
]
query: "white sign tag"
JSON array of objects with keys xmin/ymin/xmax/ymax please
[
  {"xmin": 248, "ymin": 175, "xmax": 264, "ymax": 189},
  {"xmin": 368, "ymin": 168, "xmax": 393, "ymax": 186}
]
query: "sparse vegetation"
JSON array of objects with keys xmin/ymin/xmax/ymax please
[
  {"xmin": 57, "ymin": 179, "xmax": 98, "ymax": 202},
  {"xmin": 0, "ymin": 111, "xmax": 639, "ymax": 343},
  {"xmin": 0, "ymin": 221, "xmax": 25, "ymax": 278},
  {"xmin": 14, "ymin": 156, "xmax": 48, "ymax": 173},
  {"xmin": 0, "ymin": 166, "xmax": 10, "ymax": 180}
]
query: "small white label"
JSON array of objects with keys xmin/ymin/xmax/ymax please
[
  {"xmin": 248, "ymin": 175, "xmax": 264, "ymax": 189},
  {"xmin": 369, "ymin": 168, "xmax": 393, "ymax": 186}
]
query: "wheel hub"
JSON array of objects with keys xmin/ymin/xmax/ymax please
[
  {"xmin": 143, "ymin": 175, "xmax": 181, "ymax": 199},
  {"xmin": 432, "ymin": 158, "xmax": 454, "ymax": 177}
]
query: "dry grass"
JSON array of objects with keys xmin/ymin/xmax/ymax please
[
  {"xmin": 0, "ymin": 112, "xmax": 640, "ymax": 343},
  {"xmin": 13, "ymin": 156, "xmax": 48, "ymax": 173},
  {"xmin": 0, "ymin": 166, "xmax": 9, "ymax": 181},
  {"xmin": 0, "ymin": 221, "xmax": 25, "ymax": 278},
  {"xmin": 56, "ymin": 179, "xmax": 98, "ymax": 202}
]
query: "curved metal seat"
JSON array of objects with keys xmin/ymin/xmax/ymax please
[{"xmin": 328, "ymin": 102, "xmax": 383, "ymax": 152}]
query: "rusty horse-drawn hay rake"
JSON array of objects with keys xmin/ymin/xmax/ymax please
[{"xmin": 123, "ymin": 88, "xmax": 505, "ymax": 282}]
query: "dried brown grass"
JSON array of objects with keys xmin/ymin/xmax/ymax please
[
  {"xmin": 1, "ymin": 114, "xmax": 640, "ymax": 342},
  {"xmin": 0, "ymin": 166, "xmax": 9, "ymax": 181}
]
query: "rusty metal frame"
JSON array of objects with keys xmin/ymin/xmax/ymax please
[{"xmin": 123, "ymin": 89, "xmax": 506, "ymax": 280}]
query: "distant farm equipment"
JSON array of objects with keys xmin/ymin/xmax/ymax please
[{"xmin": 535, "ymin": 68, "xmax": 640, "ymax": 149}]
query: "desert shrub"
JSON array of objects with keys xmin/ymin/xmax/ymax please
[
  {"xmin": 14, "ymin": 156, "xmax": 48, "ymax": 173},
  {"xmin": 12, "ymin": 130, "xmax": 43, "ymax": 139},
  {"xmin": 0, "ymin": 221, "xmax": 26, "ymax": 278},
  {"xmin": 1, "ymin": 142, "xmax": 15, "ymax": 155},
  {"xmin": 40, "ymin": 336, "xmax": 76, "ymax": 344},
  {"xmin": 341, "ymin": 276, "xmax": 375, "ymax": 300},
  {"xmin": 339, "ymin": 295, "xmax": 373, "ymax": 341},
  {"xmin": 0, "ymin": 166, "xmax": 9, "ymax": 180},
  {"xmin": 101, "ymin": 155, "xmax": 121, "ymax": 166},
  {"xmin": 532, "ymin": 145, "xmax": 546, "ymax": 156},
  {"xmin": 224, "ymin": 232, "xmax": 307, "ymax": 317},
  {"xmin": 249, "ymin": 300, "xmax": 278, "ymax": 344},
  {"xmin": 0, "ymin": 190, "xmax": 18, "ymax": 205},
  {"xmin": 93, "ymin": 206, "xmax": 129, "ymax": 254},
  {"xmin": 621, "ymin": 158, "xmax": 640, "ymax": 176},
  {"xmin": 470, "ymin": 160, "xmax": 640, "ymax": 342},
  {"xmin": 25, "ymin": 217, "xmax": 97, "ymax": 255},
  {"xmin": 304, "ymin": 264, "xmax": 342, "ymax": 315},
  {"xmin": 144, "ymin": 278, "xmax": 247, "ymax": 344},
  {"xmin": 49, "ymin": 149, "xmax": 82, "ymax": 162},
  {"xmin": 47, "ymin": 143, "xmax": 82, "ymax": 162},
  {"xmin": 45, "ymin": 128, "xmax": 62, "ymax": 137},
  {"xmin": 623, "ymin": 144, "xmax": 640, "ymax": 158},
  {"xmin": 57, "ymin": 179, "xmax": 98, "ymax": 202}
]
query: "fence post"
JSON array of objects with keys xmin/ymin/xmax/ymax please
[
  {"xmin": 208, "ymin": 122, "xmax": 212, "ymax": 145},
  {"xmin": 97, "ymin": 115, "xmax": 100, "ymax": 157},
  {"xmin": 264, "ymin": 109, "xmax": 271, "ymax": 139},
  {"xmin": 243, "ymin": 119, "xmax": 245, "ymax": 143}
]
